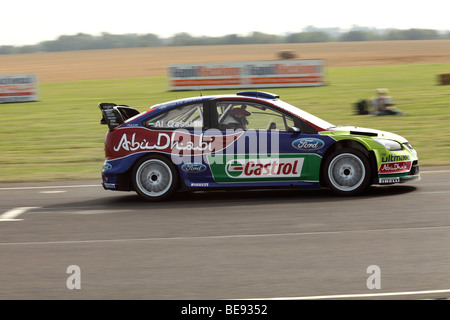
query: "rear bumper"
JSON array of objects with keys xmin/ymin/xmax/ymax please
[{"xmin": 102, "ymin": 173, "xmax": 132, "ymax": 191}]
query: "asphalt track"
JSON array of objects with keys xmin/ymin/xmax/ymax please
[{"xmin": 0, "ymin": 167, "xmax": 449, "ymax": 300}]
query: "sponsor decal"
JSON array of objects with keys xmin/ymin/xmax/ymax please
[
  {"xmin": 113, "ymin": 132, "xmax": 172, "ymax": 152},
  {"xmin": 153, "ymin": 120, "xmax": 202, "ymax": 128},
  {"xmin": 103, "ymin": 162, "xmax": 112, "ymax": 171},
  {"xmin": 107, "ymin": 128, "xmax": 243, "ymax": 160},
  {"xmin": 292, "ymin": 138, "xmax": 325, "ymax": 151},
  {"xmin": 181, "ymin": 163, "xmax": 207, "ymax": 173},
  {"xmin": 225, "ymin": 158, "xmax": 303, "ymax": 179},
  {"xmin": 208, "ymin": 154, "xmax": 322, "ymax": 183},
  {"xmin": 378, "ymin": 161, "xmax": 412, "ymax": 174},
  {"xmin": 379, "ymin": 177, "xmax": 400, "ymax": 184},
  {"xmin": 190, "ymin": 183, "xmax": 209, "ymax": 187},
  {"xmin": 381, "ymin": 154, "xmax": 410, "ymax": 162},
  {"xmin": 226, "ymin": 161, "xmax": 244, "ymax": 178}
]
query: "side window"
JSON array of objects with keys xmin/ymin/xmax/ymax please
[
  {"xmin": 145, "ymin": 103, "xmax": 203, "ymax": 129},
  {"xmin": 216, "ymin": 101, "xmax": 295, "ymax": 131}
]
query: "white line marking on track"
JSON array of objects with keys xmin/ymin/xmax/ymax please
[
  {"xmin": 39, "ymin": 190, "xmax": 67, "ymax": 194},
  {"xmin": 0, "ymin": 184, "xmax": 99, "ymax": 191},
  {"xmin": 0, "ymin": 207, "xmax": 40, "ymax": 222},
  {"xmin": 244, "ymin": 288, "xmax": 450, "ymax": 300}
]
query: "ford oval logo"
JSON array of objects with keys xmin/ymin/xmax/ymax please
[
  {"xmin": 103, "ymin": 162, "xmax": 113, "ymax": 171},
  {"xmin": 292, "ymin": 138, "xmax": 325, "ymax": 151},
  {"xmin": 181, "ymin": 163, "xmax": 207, "ymax": 173}
]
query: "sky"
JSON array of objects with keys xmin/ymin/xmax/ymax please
[{"xmin": 2, "ymin": 0, "xmax": 450, "ymax": 46}]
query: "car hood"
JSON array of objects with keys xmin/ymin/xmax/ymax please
[{"xmin": 327, "ymin": 126, "xmax": 408, "ymax": 143}]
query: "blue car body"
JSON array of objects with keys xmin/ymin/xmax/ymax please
[{"xmin": 99, "ymin": 91, "xmax": 419, "ymax": 200}]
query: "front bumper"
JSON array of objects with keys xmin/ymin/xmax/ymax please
[{"xmin": 378, "ymin": 160, "xmax": 420, "ymax": 184}]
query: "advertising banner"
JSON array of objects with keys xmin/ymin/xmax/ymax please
[
  {"xmin": 0, "ymin": 74, "xmax": 39, "ymax": 103},
  {"xmin": 168, "ymin": 60, "xmax": 325, "ymax": 91}
]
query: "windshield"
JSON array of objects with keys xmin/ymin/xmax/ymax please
[{"xmin": 273, "ymin": 100, "xmax": 335, "ymax": 130}]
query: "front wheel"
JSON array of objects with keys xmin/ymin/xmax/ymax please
[
  {"xmin": 323, "ymin": 148, "xmax": 371, "ymax": 196},
  {"xmin": 132, "ymin": 155, "xmax": 179, "ymax": 201}
]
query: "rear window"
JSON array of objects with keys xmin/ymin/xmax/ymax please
[{"xmin": 145, "ymin": 103, "xmax": 203, "ymax": 129}]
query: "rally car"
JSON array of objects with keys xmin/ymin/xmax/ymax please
[{"xmin": 99, "ymin": 91, "xmax": 420, "ymax": 201}]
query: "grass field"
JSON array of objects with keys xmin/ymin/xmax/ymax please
[
  {"xmin": 1, "ymin": 41, "xmax": 450, "ymax": 182},
  {"xmin": 1, "ymin": 61, "xmax": 449, "ymax": 182}
]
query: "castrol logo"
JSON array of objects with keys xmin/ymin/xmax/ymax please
[{"xmin": 225, "ymin": 158, "xmax": 304, "ymax": 179}]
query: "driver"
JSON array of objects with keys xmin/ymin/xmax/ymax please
[{"xmin": 222, "ymin": 106, "xmax": 252, "ymax": 130}]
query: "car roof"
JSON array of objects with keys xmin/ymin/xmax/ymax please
[{"xmin": 150, "ymin": 91, "xmax": 279, "ymax": 110}]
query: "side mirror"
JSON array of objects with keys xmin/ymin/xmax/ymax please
[{"xmin": 287, "ymin": 126, "xmax": 301, "ymax": 133}]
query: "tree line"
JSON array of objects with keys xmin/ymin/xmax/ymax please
[{"xmin": 1, "ymin": 27, "xmax": 450, "ymax": 55}]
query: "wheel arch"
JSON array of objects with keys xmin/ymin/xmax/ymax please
[
  {"xmin": 319, "ymin": 139, "xmax": 377, "ymax": 187},
  {"xmin": 129, "ymin": 151, "xmax": 183, "ymax": 191}
]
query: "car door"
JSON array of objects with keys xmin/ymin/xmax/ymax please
[
  {"xmin": 142, "ymin": 101, "xmax": 215, "ymax": 186},
  {"xmin": 206, "ymin": 99, "xmax": 325, "ymax": 186}
]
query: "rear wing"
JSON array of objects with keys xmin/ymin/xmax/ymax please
[{"xmin": 99, "ymin": 103, "xmax": 140, "ymax": 131}]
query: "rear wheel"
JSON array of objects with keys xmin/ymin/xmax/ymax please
[
  {"xmin": 323, "ymin": 148, "xmax": 371, "ymax": 196},
  {"xmin": 132, "ymin": 155, "xmax": 178, "ymax": 201}
]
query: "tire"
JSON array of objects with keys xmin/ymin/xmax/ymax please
[
  {"xmin": 323, "ymin": 148, "xmax": 371, "ymax": 196},
  {"xmin": 132, "ymin": 155, "xmax": 179, "ymax": 201}
]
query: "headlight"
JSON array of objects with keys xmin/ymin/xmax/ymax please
[
  {"xmin": 404, "ymin": 142, "xmax": 414, "ymax": 151},
  {"xmin": 374, "ymin": 138, "xmax": 403, "ymax": 151},
  {"xmin": 404, "ymin": 142, "xmax": 417, "ymax": 156}
]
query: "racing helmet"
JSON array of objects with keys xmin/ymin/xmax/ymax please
[{"xmin": 223, "ymin": 106, "xmax": 252, "ymax": 129}]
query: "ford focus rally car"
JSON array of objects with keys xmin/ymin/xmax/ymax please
[{"xmin": 99, "ymin": 91, "xmax": 420, "ymax": 201}]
